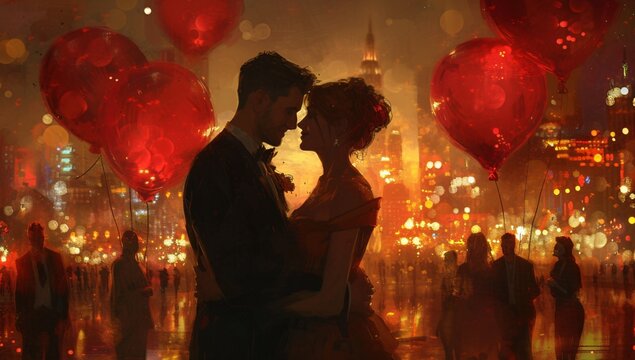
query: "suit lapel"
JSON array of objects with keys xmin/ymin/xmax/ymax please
[
  {"xmin": 221, "ymin": 130, "xmax": 287, "ymax": 218},
  {"xmin": 24, "ymin": 252, "xmax": 36, "ymax": 291}
]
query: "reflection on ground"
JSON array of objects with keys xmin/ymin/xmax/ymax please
[{"xmin": 0, "ymin": 260, "xmax": 631, "ymax": 359}]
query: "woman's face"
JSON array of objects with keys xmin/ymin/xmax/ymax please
[
  {"xmin": 553, "ymin": 242, "xmax": 565, "ymax": 258},
  {"xmin": 298, "ymin": 107, "xmax": 335, "ymax": 153}
]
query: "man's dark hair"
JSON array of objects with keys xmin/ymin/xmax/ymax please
[
  {"xmin": 28, "ymin": 222, "xmax": 44, "ymax": 235},
  {"xmin": 501, "ymin": 232, "xmax": 516, "ymax": 255},
  {"xmin": 237, "ymin": 51, "xmax": 316, "ymax": 109},
  {"xmin": 501, "ymin": 232, "xmax": 516, "ymax": 244}
]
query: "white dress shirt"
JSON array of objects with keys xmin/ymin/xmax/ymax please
[{"xmin": 31, "ymin": 253, "xmax": 52, "ymax": 309}]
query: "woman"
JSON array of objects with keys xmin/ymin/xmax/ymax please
[
  {"xmin": 279, "ymin": 77, "xmax": 397, "ymax": 359},
  {"xmin": 454, "ymin": 232, "xmax": 499, "ymax": 359},
  {"xmin": 111, "ymin": 230, "xmax": 153, "ymax": 360},
  {"xmin": 547, "ymin": 236, "xmax": 584, "ymax": 360}
]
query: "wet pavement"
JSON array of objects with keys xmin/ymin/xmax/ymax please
[{"xmin": 0, "ymin": 264, "xmax": 632, "ymax": 359}]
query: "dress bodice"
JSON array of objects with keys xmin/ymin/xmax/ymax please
[{"xmin": 289, "ymin": 174, "xmax": 379, "ymax": 277}]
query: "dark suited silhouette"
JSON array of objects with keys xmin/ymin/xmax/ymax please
[
  {"xmin": 183, "ymin": 51, "xmax": 316, "ymax": 359},
  {"xmin": 493, "ymin": 233, "xmax": 540, "ymax": 360},
  {"xmin": 15, "ymin": 222, "xmax": 69, "ymax": 360},
  {"xmin": 159, "ymin": 267, "xmax": 168, "ymax": 295}
]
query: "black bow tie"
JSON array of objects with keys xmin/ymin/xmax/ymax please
[{"xmin": 255, "ymin": 146, "xmax": 276, "ymax": 164}]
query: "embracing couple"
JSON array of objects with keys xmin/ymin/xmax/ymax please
[{"xmin": 184, "ymin": 52, "xmax": 398, "ymax": 359}]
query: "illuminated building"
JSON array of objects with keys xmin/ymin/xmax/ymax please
[
  {"xmin": 545, "ymin": 136, "xmax": 618, "ymax": 219},
  {"xmin": 360, "ymin": 20, "xmax": 381, "ymax": 91},
  {"xmin": 55, "ymin": 145, "xmax": 75, "ymax": 180},
  {"xmin": 13, "ymin": 147, "xmax": 37, "ymax": 189},
  {"xmin": 358, "ymin": 19, "xmax": 387, "ymax": 194},
  {"xmin": 382, "ymin": 182, "xmax": 410, "ymax": 246},
  {"xmin": 605, "ymin": 46, "xmax": 635, "ymax": 149},
  {"xmin": 536, "ymin": 50, "xmax": 634, "ymax": 247},
  {"xmin": 386, "ymin": 128, "xmax": 404, "ymax": 180},
  {"xmin": 0, "ymin": 129, "xmax": 15, "ymax": 205}
]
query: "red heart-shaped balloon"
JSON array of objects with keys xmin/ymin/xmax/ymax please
[
  {"xmin": 430, "ymin": 38, "xmax": 547, "ymax": 180},
  {"xmin": 156, "ymin": 0, "xmax": 243, "ymax": 55},
  {"xmin": 40, "ymin": 27, "xmax": 147, "ymax": 153},
  {"xmin": 481, "ymin": 0, "xmax": 619, "ymax": 88},
  {"xmin": 100, "ymin": 62, "xmax": 215, "ymax": 201}
]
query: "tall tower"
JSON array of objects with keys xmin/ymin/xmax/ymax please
[
  {"xmin": 359, "ymin": 19, "xmax": 386, "ymax": 194},
  {"xmin": 360, "ymin": 20, "xmax": 382, "ymax": 92},
  {"xmin": 386, "ymin": 128, "xmax": 404, "ymax": 180}
]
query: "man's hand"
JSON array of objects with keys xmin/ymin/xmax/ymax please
[{"xmin": 195, "ymin": 266, "xmax": 224, "ymax": 301}]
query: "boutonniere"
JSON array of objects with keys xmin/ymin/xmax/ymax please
[
  {"xmin": 271, "ymin": 170, "xmax": 295, "ymax": 193},
  {"xmin": 256, "ymin": 147, "xmax": 276, "ymax": 164},
  {"xmin": 256, "ymin": 147, "xmax": 295, "ymax": 193}
]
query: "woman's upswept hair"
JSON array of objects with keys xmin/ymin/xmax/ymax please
[
  {"xmin": 555, "ymin": 236, "xmax": 575, "ymax": 259},
  {"xmin": 307, "ymin": 77, "xmax": 391, "ymax": 153}
]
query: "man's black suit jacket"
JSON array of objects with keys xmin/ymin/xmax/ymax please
[
  {"xmin": 183, "ymin": 129, "xmax": 290, "ymax": 306},
  {"xmin": 15, "ymin": 248, "xmax": 69, "ymax": 328},
  {"xmin": 492, "ymin": 255, "xmax": 540, "ymax": 319}
]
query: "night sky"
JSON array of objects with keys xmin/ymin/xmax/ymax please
[{"xmin": 1, "ymin": 0, "xmax": 634, "ymax": 201}]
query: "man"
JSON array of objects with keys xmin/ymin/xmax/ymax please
[
  {"xmin": 173, "ymin": 267, "xmax": 181, "ymax": 296},
  {"xmin": 183, "ymin": 51, "xmax": 316, "ymax": 359},
  {"xmin": 99, "ymin": 266, "xmax": 109, "ymax": 294},
  {"xmin": 159, "ymin": 267, "xmax": 169, "ymax": 295},
  {"xmin": 493, "ymin": 233, "xmax": 540, "ymax": 360},
  {"xmin": 15, "ymin": 222, "xmax": 69, "ymax": 360}
]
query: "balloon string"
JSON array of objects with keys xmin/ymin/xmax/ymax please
[
  {"xmin": 128, "ymin": 186, "xmax": 134, "ymax": 231},
  {"xmin": 527, "ymin": 162, "xmax": 550, "ymax": 261},
  {"xmin": 74, "ymin": 155, "xmax": 101, "ymax": 180},
  {"xmin": 145, "ymin": 202, "xmax": 150, "ymax": 272},
  {"xmin": 494, "ymin": 180, "xmax": 506, "ymax": 233},
  {"xmin": 521, "ymin": 155, "xmax": 530, "ymax": 240},
  {"xmin": 99, "ymin": 158, "xmax": 121, "ymax": 246},
  {"xmin": 528, "ymin": 93, "xmax": 566, "ymax": 259}
]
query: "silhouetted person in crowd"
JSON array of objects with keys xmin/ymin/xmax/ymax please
[
  {"xmin": 548, "ymin": 236, "xmax": 584, "ymax": 360},
  {"xmin": 111, "ymin": 230, "xmax": 153, "ymax": 360},
  {"xmin": 173, "ymin": 267, "xmax": 181, "ymax": 296},
  {"xmin": 437, "ymin": 250, "xmax": 458, "ymax": 360},
  {"xmin": 454, "ymin": 232, "xmax": 499, "ymax": 359},
  {"xmin": 65, "ymin": 266, "xmax": 73, "ymax": 288},
  {"xmin": 0, "ymin": 265, "xmax": 11, "ymax": 296},
  {"xmin": 81, "ymin": 267, "xmax": 88, "ymax": 291},
  {"xmin": 15, "ymin": 222, "xmax": 69, "ymax": 360},
  {"xmin": 75, "ymin": 266, "xmax": 82, "ymax": 291},
  {"xmin": 100, "ymin": 266, "xmax": 110, "ymax": 293},
  {"xmin": 146, "ymin": 267, "xmax": 153, "ymax": 286},
  {"xmin": 159, "ymin": 267, "xmax": 168, "ymax": 295},
  {"xmin": 493, "ymin": 233, "xmax": 540, "ymax": 360}
]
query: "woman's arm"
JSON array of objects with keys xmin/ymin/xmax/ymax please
[{"xmin": 284, "ymin": 228, "xmax": 358, "ymax": 317}]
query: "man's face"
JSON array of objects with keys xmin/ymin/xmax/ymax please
[
  {"xmin": 29, "ymin": 230, "xmax": 44, "ymax": 253},
  {"xmin": 256, "ymin": 86, "xmax": 304, "ymax": 146},
  {"xmin": 123, "ymin": 239, "xmax": 139, "ymax": 254},
  {"xmin": 502, "ymin": 239, "xmax": 515, "ymax": 257}
]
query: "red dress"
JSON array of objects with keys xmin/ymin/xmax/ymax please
[{"xmin": 284, "ymin": 175, "xmax": 398, "ymax": 360}]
